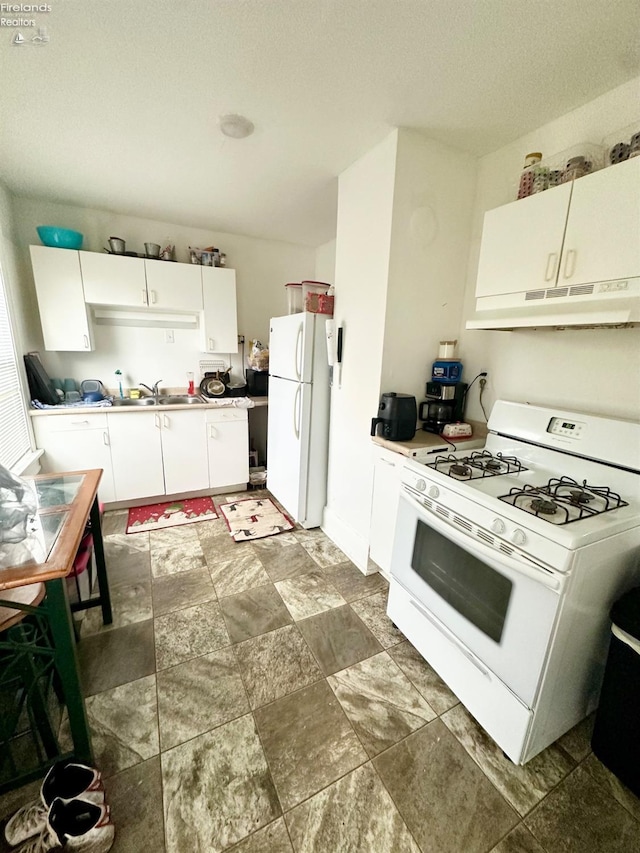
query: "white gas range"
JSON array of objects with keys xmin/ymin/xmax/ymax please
[{"xmin": 388, "ymin": 400, "xmax": 640, "ymax": 764}]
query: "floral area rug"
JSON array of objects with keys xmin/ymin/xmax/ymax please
[
  {"xmin": 127, "ymin": 496, "xmax": 218, "ymax": 533},
  {"xmin": 219, "ymin": 497, "xmax": 294, "ymax": 542}
]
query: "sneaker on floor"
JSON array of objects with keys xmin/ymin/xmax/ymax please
[
  {"xmin": 15, "ymin": 798, "xmax": 114, "ymax": 853},
  {"xmin": 4, "ymin": 760, "xmax": 104, "ymax": 846}
]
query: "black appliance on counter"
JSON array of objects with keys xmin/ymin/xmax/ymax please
[
  {"xmin": 371, "ymin": 392, "xmax": 417, "ymax": 441},
  {"xmin": 24, "ymin": 352, "xmax": 59, "ymax": 405},
  {"xmin": 246, "ymin": 368, "xmax": 269, "ymax": 396},
  {"xmin": 420, "ymin": 380, "xmax": 467, "ymax": 434}
]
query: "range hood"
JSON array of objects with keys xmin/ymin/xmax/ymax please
[{"xmin": 466, "ymin": 278, "xmax": 640, "ymax": 331}]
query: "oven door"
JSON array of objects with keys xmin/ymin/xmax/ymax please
[{"xmin": 391, "ymin": 487, "xmax": 564, "ymax": 706}]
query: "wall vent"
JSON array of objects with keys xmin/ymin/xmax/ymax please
[{"xmin": 546, "ymin": 288, "xmax": 569, "ymax": 298}]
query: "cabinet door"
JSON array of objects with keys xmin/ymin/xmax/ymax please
[
  {"xmin": 107, "ymin": 412, "xmax": 164, "ymax": 501},
  {"xmin": 144, "ymin": 261, "xmax": 203, "ymax": 312},
  {"xmin": 207, "ymin": 411, "xmax": 248, "ymax": 488},
  {"xmin": 80, "ymin": 252, "xmax": 148, "ymax": 307},
  {"xmin": 29, "ymin": 246, "xmax": 93, "ymax": 352},
  {"xmin": 201, "ymin": 268, "xmax": 238, "ymax": 353},
  {"xmin": 475, "ymin": 183, "xmax": 572, "ymax": 297},
  {"xmin": 368, "ymin": 447, "xmax": 403, "ymax": 574},
  {"xmin": 159, "ymin": 409, "xmax": 209, "ymax": 495},
  {"xmin": 32, "ymin": 415, "xmax": 115, "ymax": 502},
  {"xmin": 560, "ymin": 157, "xmax": 640, "ymax": 287}
]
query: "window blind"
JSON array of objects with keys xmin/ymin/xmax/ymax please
[{"xmin": 0, "ymin": 263, "xmax": 30, "ymax": 469}]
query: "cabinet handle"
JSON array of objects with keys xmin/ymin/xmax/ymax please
[
  {"xmin": 155, "ymin": 413, "xmax": 161, "ymax": 429},
  {"xmin": 563, "ymin": 249, "xmax": 576, "ymax": 279},
  {"xmin": 380, "ymin": 458, "xmax": 396, "ymax": 467},
  {"xmin": 83, "ymin": 334, "xmax": 90, "ymax": 349},
  {"xmin": 208, "ymin": 337, "xmax": 214, "ymax": 350},
  {"xmin": 103, "ymin": 431, "xmax": 110, "ymax": 446},
  {"xmin": 209, "ymin": 424, "xmax": 217, "ymax": 439},
  {"xmin": 150, "ymin": 290, "xmax": 157, "ymax": 304},
  {"xmin": 163, "ymin": 414, "xmax": 169, "ymax": 429},
  {"xmin": 544, "ymin": 252, "xmax": 558, "ymax": 282},
  {"xmin": 71, "ymin": 420, "xmax": 89, "ymax": 425},
  {"xmin": 142, "ymin": 289, "xmax": 148, "ymax": 305}
]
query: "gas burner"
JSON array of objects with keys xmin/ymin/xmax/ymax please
[
  {"xmin": 569, "ymin": 489, "xmax": 593, "ymax": 505},
  {"xmin": 451, "ymin": 464, "xmax": 471, "ymax": 477},
  {"xmin": 499, "ymin": 477, "xmax": 629, "ymax": 525},
  {"xmin": 531, "ymin": 498, "xmax": 558, "ymax": 515},
  {"xmin": 427, "ymin": 450, "xmax": 528, "ymax": 480}
]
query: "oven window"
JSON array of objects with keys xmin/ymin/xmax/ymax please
[{"xmin": 411, "ymin": 520, "xmax": 512, "ymax": 643}]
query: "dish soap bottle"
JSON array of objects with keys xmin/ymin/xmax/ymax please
[{"xmin": 114, "ymin": 369, "xmax": 124, "ymax": 399}]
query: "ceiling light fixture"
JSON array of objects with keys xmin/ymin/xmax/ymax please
[{"xmin": 219, "ymin": 114, "xmax": 254, "ymax": 139}]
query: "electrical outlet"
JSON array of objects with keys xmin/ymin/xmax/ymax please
[
  {"xmin": 237, "ymin": 334, "xmax": 245, "ymax": 344},
  {"xmin": 165, "ymin": 330, "xmax": 175, "ymax": 344}
]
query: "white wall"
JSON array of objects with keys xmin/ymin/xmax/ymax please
[
  {"xmin": 382, "ymin": 129, "xmax": 476, "ymax": 398},
  {"xmin": 315, "ymin": 239, "xmax": 336, "ymax": 284},
  {"xmin": 460, "ymin": 76, "xmax": 640, "ymax": 423},
  {"xmin": 12, "ymin": 197, "xmax": 316, "ymax": 389},
  {"xmin": 323, "ymin": 131, "xmax": 398, "ymax": 567}
]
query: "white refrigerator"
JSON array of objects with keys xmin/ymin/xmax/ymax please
[{"xmin": 267, "ymin": 313, "xmax": 330, "ymax": 528}]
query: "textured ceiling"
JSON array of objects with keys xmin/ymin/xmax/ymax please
[{"xmin": 1, "ymin": 0, "xmax": 638, "ymax": 245}]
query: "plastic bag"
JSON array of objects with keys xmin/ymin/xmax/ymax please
[
  {"xmin": 0, "ymin": 464, "xmax": 41, "ymax": 570},
  {"xmin": 247, "ymin": 339, "xmax": 269, "ymax": 372}
]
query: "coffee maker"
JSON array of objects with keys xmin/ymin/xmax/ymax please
[{"xmin": 420, "ymin": 341, "xmax": 467, "ymax": 434}]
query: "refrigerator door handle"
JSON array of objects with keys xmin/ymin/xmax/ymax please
[
  {"xmin": 294, "ymin": 324, "xmax": 303, "ymax": 380},
  {"xmin": 293, "ymin": 384, "xmax": 301, "ymax": 439}
]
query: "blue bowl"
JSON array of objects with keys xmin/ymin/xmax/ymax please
[{"xmin": 36, "ymin": 226, "xmax": 84, "ymax": 250}]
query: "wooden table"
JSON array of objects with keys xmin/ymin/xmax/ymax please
[{"xmin": 0, "ymin": 469, "xmax": 112, "ymax": 783}]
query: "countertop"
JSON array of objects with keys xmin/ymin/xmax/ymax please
[
  {"xmin": 372, "ymin": 419, "xmax": 488, "ymax": 458},
  {"xmin": 29, "ymin": 396, "xmax": 268, "ymax": 416}
]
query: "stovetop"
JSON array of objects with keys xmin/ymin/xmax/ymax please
[{"xmin": 407, "ymin": 437, "xmax": 640, "ymax": 551}]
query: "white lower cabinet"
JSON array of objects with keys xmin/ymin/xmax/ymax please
[
  {"xmin": 107, "ymin": 410, "xmax": 209, "ymax": 500},
  {"xmin": 32, "ymin": 414, "xmax": 115, "ymax": 502},
  {"xmin": 107, "ymin": 412, "xmax": 165, "ymax": 501},
  {"xmin": 158, "ymin": 409, "xmax": 209, "ymax": 494},
  {"xmin": 206, "ymin": 409, "xmax": 249, "ymax": 488},
  {"xmin": 368, "ymin": 446, "xmax": 404, "ymax": 574}
]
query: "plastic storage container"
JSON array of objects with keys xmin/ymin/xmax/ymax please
[
  {"xmin": 591, "ymin": 586, "xmax": 640, "ymax": 797},
  {"xmin": 285, "ymin": 283, "xmax": 303, "ymax": 314},
  {"xmin": 301, "ymin": 281, "xmax": 331, "ymax": 313}
]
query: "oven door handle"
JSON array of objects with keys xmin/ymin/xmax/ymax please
[
  {"xmin": 403, "ymin": 490, "xmax": 562, "ymax": 591},
  {"xmin": 409, "ymin": 596, "xmax": 491, "ymax": 679}
]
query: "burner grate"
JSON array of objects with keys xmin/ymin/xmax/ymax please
[
  {"xmin": 427, "ymin": 450, "xmax": 528, "ymax": 480},
  {"xmin": 499, "ymin": 477, "xmax": 628, "ymax": 525}
]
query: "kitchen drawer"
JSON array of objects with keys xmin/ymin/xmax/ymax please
[
  {"xmin": 205, "ymin": 408, "xmax": 248, "ymax": 424},
  {"xmin": 33, "ymin": 413, "xmax": 109, "ymax": 434},
  {"xmin": 387, "ymin": 580, "xmax": 532, "ymax": 763}
]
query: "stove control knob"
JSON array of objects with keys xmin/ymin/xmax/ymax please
[
  {"xmin": 427, "ymin": 485, "xmax": 440, "ymax": 499},
  {"xmin": 491, "ymin": 518, "xmax": 506, "ymax": 535},
  {"xmin": 512, "ymin": 528, "xmax": 527, "ymax": 546},
  {"xmin": 415, "ymin": 479, "xmax": 427, "ymax": 492}
]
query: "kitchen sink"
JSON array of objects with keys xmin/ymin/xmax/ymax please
[
  {"xmin": 111, "ymin": 397, "xmax": 157, "ymax": 407},
  {"xmin": 157, "ymin": 395, "xmax": 205, "ymax": 405}
]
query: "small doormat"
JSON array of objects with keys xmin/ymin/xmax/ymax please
[
  {"xmin": 127, "ymin": 497, "xmax": 218, "ymax": 533},
  {"xmin": 219, "ymin": 497, "xmax": 294, "ymax": 542}
]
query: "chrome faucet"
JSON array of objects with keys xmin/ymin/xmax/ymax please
[{"xmin": 140, "ymin": 380, "xmax": 163, "ymax": 402}]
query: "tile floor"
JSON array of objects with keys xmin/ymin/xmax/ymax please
[{"xmin": 1, "ymin": 490, "xmax": 640, "ymax": 852}]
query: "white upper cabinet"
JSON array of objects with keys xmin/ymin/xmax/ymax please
[
  {"xmin": 475, "ymin": 159, "xmax": 640, "ymax": 303},
  {"xmin": 201, "ymin": 267, "xmax": 238, "ymax": 353},
  {"xmin": 144, "ymin": 260, "xmax": 203, "ymax": 311},
  {"xmin": 475, "ymin": 184, "xmax": 572, "ymax": 298},
  {"xmin": 80, "ymin": 251, "xmax": 148, "ymax": 307},
  {"xmin": 80, "ymin": 253, "xmax": 204, "ymax": 311},
  {"xmin": 29, "ymin": 246, "xmax": 93, "ymax": 351},
  {"xmin": 559, "ymin": 157, "xmax": 640, "ymax": 287}
]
